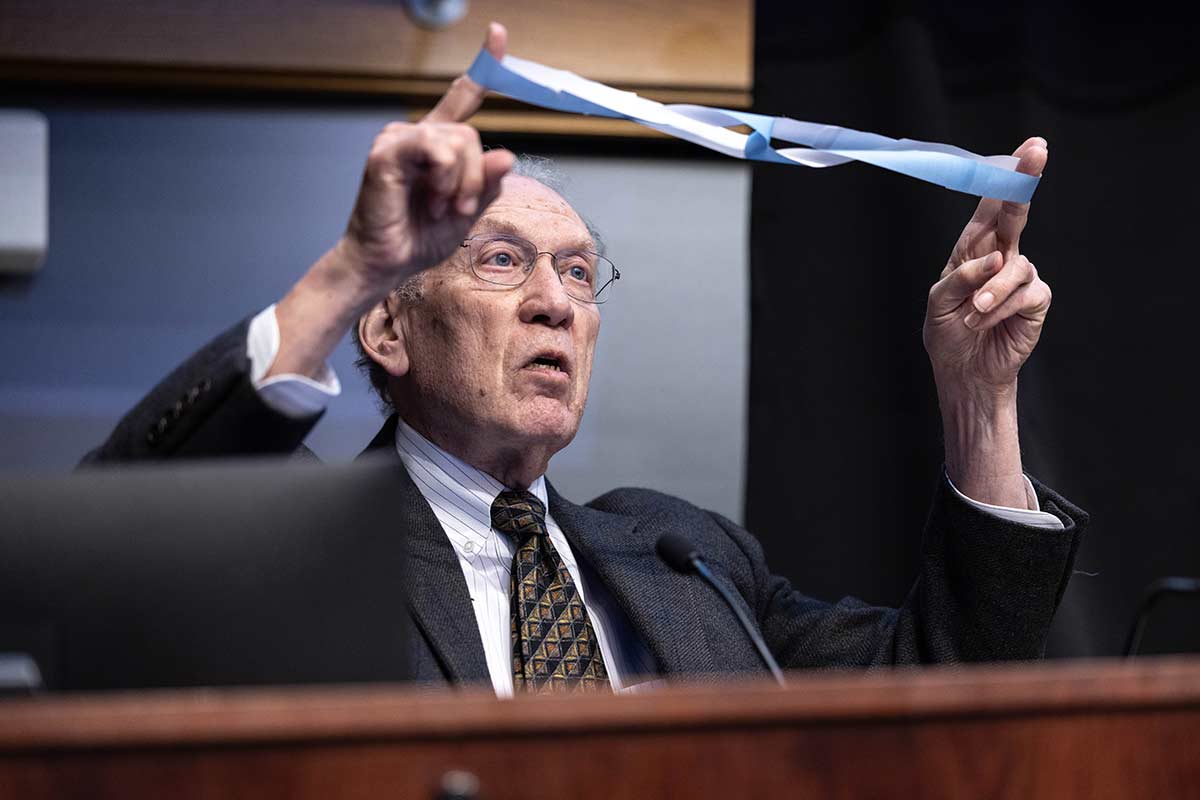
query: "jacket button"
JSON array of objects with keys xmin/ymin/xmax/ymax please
[{"xmin": 156, "ymin": 417, "xmax": 168, "ymax": 434}]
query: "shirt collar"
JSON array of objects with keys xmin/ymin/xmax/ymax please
[{"xmin": 393, "ymin": 417, "xmax": 549, "ymax": 520}]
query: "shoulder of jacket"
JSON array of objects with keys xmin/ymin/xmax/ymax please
[{"xmin": 586, "ymin": 486, "xmax": 708, "ymax": 519}]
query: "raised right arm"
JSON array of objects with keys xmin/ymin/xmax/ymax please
[{"xmin": 83, "ymin": 23, "xmax": 515, "ymax": 464}]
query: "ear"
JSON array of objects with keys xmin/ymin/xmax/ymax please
[{"xmin": 357, "ymin": 295, "xmax": 411, "ymax": 379}]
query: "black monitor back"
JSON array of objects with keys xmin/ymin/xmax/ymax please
[{"xmin": 0, "ymin": 458, "xmax": 411, "ymax": 691}]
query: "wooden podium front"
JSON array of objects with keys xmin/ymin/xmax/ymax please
[{"xmin": 2, "ymin": 658, "xmax": 1198, "ymax": 799}]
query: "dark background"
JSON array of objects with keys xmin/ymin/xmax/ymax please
[{"xmin": 747, "ymin": 1, "xmax": 1200, "ymax": 657}]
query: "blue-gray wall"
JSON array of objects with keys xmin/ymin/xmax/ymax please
[{"xmin": 0, "ymin": 105, "xmax": 749, "ymax": 521}]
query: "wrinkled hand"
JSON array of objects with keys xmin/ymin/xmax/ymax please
[
  {"xmin": 923, "ymin": 138, "xmax": 1051, "ymax": 394},
  {"xmin": 267, "ymin": 22, "xmax": 514, "ymax": 382},
  {"xmin": 338, "ymin": 22, "xmax": 516, "ymax": 293}
]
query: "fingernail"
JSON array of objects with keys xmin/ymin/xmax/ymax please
[
  {"xmin": 974, "ymin": 291, "xmax": 995, "ymax": 313},
  {"xmin": 458, "ymin": 196, "xmax": 478, "ymax": 215},
  {"xmin": 985, "ymin": 254, "xmax": 1001, "ymax": 273},
  {"xmin": 964, "ymin": 311, "xmax": 980, "ymax": 329}
]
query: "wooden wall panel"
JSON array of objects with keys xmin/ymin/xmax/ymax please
[{"xmin": 0, "ymin": 0, "xmax": 753, "ymax": 122}]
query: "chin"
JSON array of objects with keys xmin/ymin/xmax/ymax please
[{"xmin": 509, "ymin": 398, "xmax": 582, "ymax": 449}]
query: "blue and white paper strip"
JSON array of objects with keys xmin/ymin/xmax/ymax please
[{"xmin": 467, "ymin": 50, "xmax": 1038, "ymax": 203}]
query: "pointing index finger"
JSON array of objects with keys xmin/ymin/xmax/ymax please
[
  {"xmin": 422, "ymin": 22, "xmax": 507, "ymax": 124},
  {"xmin": 996, "ymin": 136, "xmax": 1048, "ymax": 254}
]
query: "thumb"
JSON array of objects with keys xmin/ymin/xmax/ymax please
[
  {"xmin": 422, "ymin": 22, "xmax": 508, "ymax": 124},
  {"xmin": 929, "ymin": 251, "xmax": 1002, "ymax": 315}
]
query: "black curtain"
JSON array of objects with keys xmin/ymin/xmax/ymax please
[{"xmin": 747, "ymin": 1, "xmax": 1200, "ymax": 657}]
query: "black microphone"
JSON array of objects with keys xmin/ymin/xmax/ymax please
[{"xmin": 656, "ymin": 533, "xmax": 786, "ymax": 686}]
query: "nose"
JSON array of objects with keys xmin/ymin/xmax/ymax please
[{"xmin": 518, "ymin": 253, "xmax": 575, "ymax": 328}]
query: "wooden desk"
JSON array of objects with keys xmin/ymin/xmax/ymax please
[{"xmin": 2, "ymin": 658, "xmax": 1198, "ymax": 798}]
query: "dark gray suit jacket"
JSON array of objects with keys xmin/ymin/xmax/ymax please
[{"xmin": 83, "ymin": 317, "xmax": 1089, "ymax": 684}]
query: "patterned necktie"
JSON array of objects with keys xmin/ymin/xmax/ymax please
[{"xmin": 491, "ymin": 489, "xmax": 610, "ymax": 692}]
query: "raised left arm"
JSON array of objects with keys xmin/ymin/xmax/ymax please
[{"xmin": 922, "ymin": 137, "xmax": 1051, "ymax": 508}]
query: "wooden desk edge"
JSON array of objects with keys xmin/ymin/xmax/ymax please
[{"xmin": 3, "ymin": 657, "xmax": 1199, "ymax": 751}]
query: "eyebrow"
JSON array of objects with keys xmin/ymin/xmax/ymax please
[{"xmin": 473, "ymin": 218, "xmax": 596, "ymax": 252}]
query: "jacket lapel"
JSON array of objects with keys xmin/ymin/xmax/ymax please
[
  {"xmin": 547, "ymin": 482, "xmax": 718, "ymax": 677},
  {"xmin": 358, "ymin": 416, "xmax": 490, "ymax": 684},
  {"xmin": 358, "ymin": 418, "xmax": 717, "ymax": 682}
]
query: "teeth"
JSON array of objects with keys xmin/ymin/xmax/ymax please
[{"xmin": 529, "ymin": 361, "xmax": 561, "ymax": 372}]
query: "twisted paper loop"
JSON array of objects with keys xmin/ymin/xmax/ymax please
[{"xmin": 467, "ymin": 50, "xmax": 1038, "ymax": 202}]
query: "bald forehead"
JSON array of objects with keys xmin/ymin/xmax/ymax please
[{"xmin": 480, "ymin": 175, "xmax": 588, "ymax": 231}]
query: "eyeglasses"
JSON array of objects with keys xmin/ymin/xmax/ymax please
[{"xmin": 460, "ymin": 234, "xmax": 620, "ymax": 304}]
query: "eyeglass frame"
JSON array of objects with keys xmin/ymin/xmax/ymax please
[{"xmin": 459, "ymin": 233, "xmax": 620, "ymax": 304}]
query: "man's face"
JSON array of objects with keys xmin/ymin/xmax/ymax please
[{"xmin": 394, "ymin": 175, "xmax": 601, "ymax": 458}]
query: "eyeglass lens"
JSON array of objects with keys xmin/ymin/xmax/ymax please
[{"xmin": 466, "ymin": 235, "xmax": 616, "ymax": 302}]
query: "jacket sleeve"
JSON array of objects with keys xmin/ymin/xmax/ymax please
[
  {"xmin": 718, "ymin": 471, "xmax": 1088, "ymax": 665},
  {"xmin": 80, "ymin": 315, "xmax": 321, "ymax": 464}
]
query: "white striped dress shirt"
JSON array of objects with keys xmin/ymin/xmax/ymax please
[{"xmin": 393, "ymin": 419, "xmax": 660, "ymax": 697}]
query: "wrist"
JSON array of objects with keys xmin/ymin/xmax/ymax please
[
  {"xmin": 266, "ymin": 244, "xmax": 388, "ymax": 381},
  {"xmin": 932, "ymin": 362, "xmax": 1017, "ymax": 405},
  {"xmin": 319, "ymin": 237, "xmax": 399, "ymax": 316},
  {"xmin": 937, "ymin": 378, "xmax": 1028, "ymax": 508}
]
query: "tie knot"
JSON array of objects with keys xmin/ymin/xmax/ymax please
[{"xmin": 491, "ymin": 489, "xmax": 547, "ymax": 541}]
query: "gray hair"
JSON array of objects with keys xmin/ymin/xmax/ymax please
[
  {"xmin": 352, "ymin": 153, "xmax": 600, "ymax": 413},
  {"xmin": 507, "ymin": 155, "xmax": 605, "ymax": 254}
]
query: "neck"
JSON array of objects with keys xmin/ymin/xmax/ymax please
[{"xmin": 397, "ymin": 411, "xmax": 553, "ymax": 490}]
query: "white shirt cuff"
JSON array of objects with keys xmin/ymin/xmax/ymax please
[
  {"xmin": 946, "ymin": 473, "xmax": 1065, "ymax": 531},
  {"xmin": 246, "ymin": 304, "xmax": 340, "ymax": 419}
]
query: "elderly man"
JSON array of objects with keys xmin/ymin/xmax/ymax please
[{"xmin": 86, "ymin": 24, "xmax": 1086, "ymax": 694}]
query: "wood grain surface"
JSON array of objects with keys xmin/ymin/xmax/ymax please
[
  {"xmin": 1, "ymin": 658, "xmax": 1198, "ymax": 799},
  {"xmin": 0, "ymin": 0, "xmax": 753, "ymax": 118}
]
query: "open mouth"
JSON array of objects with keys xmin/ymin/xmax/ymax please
[
  {"xmin": 523, "ymin": 349, "xmax": 571, "ymax": 377},
  {"xmin": 526, "ymin": 356, "xmax": 565, "ymax": 373}
]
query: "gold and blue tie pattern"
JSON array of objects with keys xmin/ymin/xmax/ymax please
[{"xmin": 491, "ymin": 489, "xmax": 610, "ymax": 692}]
